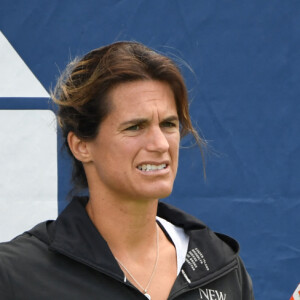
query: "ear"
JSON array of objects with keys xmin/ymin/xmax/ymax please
[{"xmin": 67, "ymin": 132, "xmax": 92, "ymax": 163}]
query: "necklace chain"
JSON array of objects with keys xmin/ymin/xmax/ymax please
[{"xmin": 114, "ymin": 223, "xmax": 159, "ymax": 297}]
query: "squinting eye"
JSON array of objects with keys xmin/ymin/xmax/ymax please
[
  {"xmin": 126, "ymin": 124, "xmax": 140, "ymax": 131},
  {"xmin": 162, "ymin": 122, "xmax": 176, "ymax": 128}
]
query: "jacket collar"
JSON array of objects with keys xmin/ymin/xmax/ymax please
[
  {"xmin": 31, "ymin": 197, "xmax": 240, "ymax": 286},
  {"xmin": 48, "ymin": 197, "xmax": 124, "ymax": 281},
  {"xmin": 158, "ymin": 201, "xmax": 240, "ymax": 286}
]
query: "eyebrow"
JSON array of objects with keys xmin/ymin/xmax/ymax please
[
  {"xmin": 119, "ymin": 118, "xmax": 149, "ymax": 128},
  {"xmin": 162, "ymin": 115, "xmax": 179, "ymax": 123},
  {"xmin": 119, "ymin": 115, "xmax": 179, "ymax": 128}
]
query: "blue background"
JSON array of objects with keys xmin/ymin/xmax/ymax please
[{"xmin": 1, "ymin": 1, "xmax": 299, "ymax": 298}]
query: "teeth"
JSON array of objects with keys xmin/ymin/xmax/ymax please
[{"xmin": 137, "ymin": 164, "xmax": 167, "ymax": 171}]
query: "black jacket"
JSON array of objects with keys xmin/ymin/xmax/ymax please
[{"xmin": 0, "ymin": 197, "xmax": 254, "ymax": 299}]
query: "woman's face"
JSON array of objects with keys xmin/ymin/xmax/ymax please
[{"xmin": 86, "ymin": 80, "xmax": 180, "ymax": 202}]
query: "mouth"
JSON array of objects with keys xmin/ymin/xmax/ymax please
[{"xmin": 137, "ymin": 163, "xmax": 168, "ymax": 172}]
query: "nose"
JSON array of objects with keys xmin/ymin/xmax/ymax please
[{"xmin": 145, "ymin": 126, "xmax": 169, "ymax": 153}]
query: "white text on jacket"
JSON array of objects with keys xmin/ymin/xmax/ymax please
[{"xmin": 198, "ymin": 288, "xmax": 227, "ymax": 300}]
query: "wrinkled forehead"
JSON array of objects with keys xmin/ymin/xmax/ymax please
[{"xmin": 106, "ymin": 80, "xmax": 177, "ymax": 116}]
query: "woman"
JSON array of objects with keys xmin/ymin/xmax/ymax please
[{"xmin": 0, "ymin": 42, "xmax": 254, "ymax": 299}]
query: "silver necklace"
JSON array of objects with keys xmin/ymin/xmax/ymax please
[{"xmin": 114, "ymin": 224, "xmax": 159, "ymax": 300}]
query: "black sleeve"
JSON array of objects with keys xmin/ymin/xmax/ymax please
[{"xmin": 0, "ymin": 246, "xmax": 14, "ymax": 300}]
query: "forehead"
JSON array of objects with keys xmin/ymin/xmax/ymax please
[{"xmin": 107, "ymin": 80, "xmax": 177, "ymax": 116}]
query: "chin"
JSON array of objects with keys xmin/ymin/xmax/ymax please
[{"xmin": 140, "ymin": 184, "xmax": 174, "ymax": 201}]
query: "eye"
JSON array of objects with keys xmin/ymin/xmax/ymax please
[
  {"xmin": 126, "ymin": 124, "xmax": 141, "ymax": 131},
  {"xmin": 161, "ymin": 121, "xmax": 177, "ymax": 128}
]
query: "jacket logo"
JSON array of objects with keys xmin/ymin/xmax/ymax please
[
  {"xmin": 199, "ymin": 288, "xmax": 227, "ymax": 300},
  {"xmin": 185, "ymin": 248, "xmax": 210, "ymax": 272}
]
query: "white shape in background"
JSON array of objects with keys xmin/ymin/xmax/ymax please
[
  {"xmin": 0, "ymin": 110, "xmax": 57, "ymax": 242},
  {"xmin": 0, "ymin": 31, "xmax": 49, "ymax": 98}
]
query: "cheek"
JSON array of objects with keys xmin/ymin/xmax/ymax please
[
  {"xmin": 170, "ymin": 133, "xmax": 180, "ymax": 151},
  {"xmin": 109, "ymin": 138, "xmax": 142, "ymax": 167},
  {"xmin": 169, "ymin": 135, "xmax": 180, "ymax": 160}
]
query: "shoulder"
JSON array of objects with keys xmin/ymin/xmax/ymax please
[
  {"xmin": 0, "ymin": 221, "xmax": 51, "ymax": 259},
  {"xmin": 0, "ymin": 222, "xmax": 52, "ymax": 292},
  {"xmin": 0, "ymin": 232, "xmax": 43, "ymax": 260}
]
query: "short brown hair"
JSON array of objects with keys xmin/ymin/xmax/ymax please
[{"xmin": 52, "ymin": 41, "xmax": 205, "ymax": 193}]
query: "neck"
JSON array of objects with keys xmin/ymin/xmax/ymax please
[
  {"xmin": 86, "ymin": 189, "xmax": 159, "ymax": 258},
  {"xmin": 85, "ymin": 188, "xmax": 177, "ymax": 300}
]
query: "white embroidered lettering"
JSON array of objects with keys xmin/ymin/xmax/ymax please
[
  {"xmin": 199, "ymin": 288, "xmax": 209, "ymax": 299},
  {"xmin": 186, "ymin": 248, "xmax": 210, "ymax": 272},
  {"xmin": 216, "ymin": 290, "xmax": 226, "ymax": 300},
  {"xmin": 209, "ymin": 289, "xmax": 217, "ymax": 300},
  {"xmin": 199, "ymin": 289, "xmax": 227, "ymax": 300}
]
